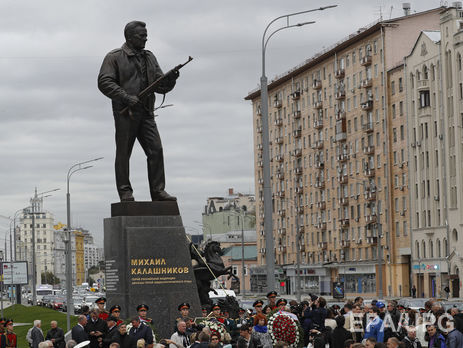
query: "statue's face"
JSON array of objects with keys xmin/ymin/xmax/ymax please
[{"xmin": 128, "ymin": 26, "xmax": 147, "ymax": 51}]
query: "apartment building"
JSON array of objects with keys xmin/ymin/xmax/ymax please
[
  {"xmin": 406, "ymin": 5, "xmax": 463, "ymax": 298},
  {"xmin": 246, "ymin": 8, "xmax": 441, "ymax": 297}
]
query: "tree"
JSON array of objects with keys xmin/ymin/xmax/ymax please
[{"xmin": 41, "ymin": 271, "xmax": 60, "ymax": 285}]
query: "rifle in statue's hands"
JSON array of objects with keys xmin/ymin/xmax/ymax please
[{"xmin": 121, "ymin": 56, "xmax": 193, "ymax": 116}]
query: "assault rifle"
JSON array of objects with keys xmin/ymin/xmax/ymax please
[{"xmin": 121, "ymin": 56, "xmax": 193, "ymax": 116}]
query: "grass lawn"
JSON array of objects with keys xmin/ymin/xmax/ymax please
[{"xmin": 5, "ymin": 304, "xmax": 78, "ymax": 347}]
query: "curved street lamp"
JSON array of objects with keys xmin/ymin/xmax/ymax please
[
  {"xmin": 259, "ymin": 5, "xmax": 337, "ymax": 292},
  {"xmin": 65, "ymin": 157, "xmax": 103, "ymax": 331}
]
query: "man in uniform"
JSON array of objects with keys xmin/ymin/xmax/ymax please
[
  {"xmin": 98, "ymin": 20, "xmax": 179, "ymax": 202},
  {"xmin": 5, "ymin": 320, "xmax": 16, "ymax": 348},
  {"xmin": 137, "ymin": 304, "xmax": 153, "ymax": 326},
  {"xmin": 266, "ymin": 291, "xmax": 278, "ymax": 310},
  {"xmin": 252, "ymin": 300, "xmax": 264, "ymax": 317},
  {"xmin": 109, "ymin": 305, "xmax": 124, "ymax": 326},
  {"xmin": 96, "ymin": 298, "xmax": 109, "ymax": 321}
]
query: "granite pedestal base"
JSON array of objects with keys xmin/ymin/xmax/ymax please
[{"xmin": 104, "ymin": 201, "xmax": 200, "ymax": 339}]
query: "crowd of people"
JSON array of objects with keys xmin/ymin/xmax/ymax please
[{"xmin": 10, "ymin": 293, "xmax": 463, "ymax": 348}]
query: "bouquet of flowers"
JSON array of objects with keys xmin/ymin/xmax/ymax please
[
  {"xmin": 268, "ymin": 312, "xmax": 300, "ymax": 347},
  {"xmin": 204, "ymin": 320, "xmax": 227, "ymax": 341}
]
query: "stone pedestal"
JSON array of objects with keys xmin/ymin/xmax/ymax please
[{"xmin": 104, "ymin": 201, "xmax": 200, "ymax": 339}]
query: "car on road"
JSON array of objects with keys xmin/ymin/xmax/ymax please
[{"xmin": 51, "ymin": 296, "xmax": 66, "ymax": 311}]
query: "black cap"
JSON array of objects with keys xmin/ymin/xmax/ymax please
[
  {"xmin": 253, "ymin": 300, "xmax": 264, "ymax": 307},
  {"xmin": 276, "ymin": 298, "xmax": 288, "ymax": 306},
  {"xmin": 137, "ymin": 304, "xmax": 149, "ymax": 311},
  {"xmin": 178, "ymin": 303, "xmax": 190, "ymax": 311},
  {"xmin": 95, "ymin": 297, "xmax": 106, "ymax": 304},
  {"xmin": 266, "ymin": 291, "xmax": 277, "ymax": 298},
  {"xmin": 110, "ymin": 305, "xmax": 121, "ymax": 313}
]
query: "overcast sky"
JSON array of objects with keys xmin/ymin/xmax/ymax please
[{"xmin": 0, "ymin": 0, "xmax": 442, "ymax": 247}]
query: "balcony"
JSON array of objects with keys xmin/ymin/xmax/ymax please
[
  {"xmin": 338, "ymin": 197, "xmax": 349, "ymax": 206},
  {"xmin": 257, "ymin": 160, "xmax": 263, "ymax": 167},
  {"xmin": 292, "ymin": 110, "xmax": 301, "ymax": 119},
  {"xmin": 299, "ymin": 244, "xmax": 306, "ymax": 252},
  {"xmin": 340, "ymin": 218, "xmax": 350, "ymax": 227},
  {"xmin": 257, "ymin": 144, "xmax": 263, "ymax": 150},
  {"xmin": 296, "ymin": 206, "xmax": 304, "ymax": 214},
  {"xmin": 312, "ymin": 79, "xmax": 322, "ymax": 89},
  {"xmin": 367, "ymin": 236, "xmax": 378, "ymax": 245},
  {"xmin": 274, "ymin": 118, "xmax": 283, "ymax": 126},
  {"xmin": 278, "ymin": 246, "xmax": 287, "ymax": 252},
  {"xmin": 314, "ymin": 101, "xmax": 323, "ymax": 109},
  {"xmin": 294, "ymin": 166, "xmax": 303, "ymax": 175},
  {"xmin": 278, "ymin": 228, "xmax": 286, "ymax": 235},
  {"xmin": 336, "ymin": 110, "xmax": 346, "ymax": 121},
  {"xmin": 360, "ymin": 55, "xmax": 372, "ymax": 66},
  {"xmin": 316, "ymin": 222, "xmax": 327, "ymax": 230},
  {"xmin": 318, "ymin": 242, "xmax": 328, "ymax": 249},
  {"xmin": 335, "ymin": 90, "xmax": 346, "ymax": 100},
  {"xmin": 315, "ymin": 161, "xmax": 324, "ymax": 169},
  {"xmin": 257, "ymin": 126, "xmax": 263, "ymax": 133},
  {"xmin": 335, "ymin": 68, "xmax": 345, "ymax": 79},
  {"xmin": 361, "ymin": 100, "xmax": 373, "ymax": 110},
  {"xmin": 364, "ymin": 168, "xmax": 375, "ymax": 177},
  {"xmin": 417, "ymin": 79, "xmax": 429, "ymax": 91},
  {"xmin": 295, "ymin": 186, "xmax": 304, "ymax": 194},
  {"xmin": 337, "ymin": 174, "xmax": 348, "ymax": 184},
  {"xmin": 365, "ymin": 214, "xmax": 377, "ymax": 224},
  {"xmin": 293, "ymin": 128, "xmax": 302, "ymax": 138},
  {"xmin": 363, "ymin": 146, "xmax": 375, "ymax": 155},
  {"xmin": 314, "ymin": 180, "xmax": 325, "ymax": 189},
  {"xmin": 364, "ymin": 190, "xmax": 376, "ymax": 201},
  {"xmin": 273, "ymin": 100, "xmax": 282, "ymax": 108},
  {"xmin": 315, "ymin": 140, "xmax": 324, "ymax": 149},
  {"xmin": 361, "ymin": 78, "xmax": 372, "ymax": 88},
  {"xmin": 291, "ymin": 90, "xmax": 301, "ymax": 100},
  {"xmin": 362, "ymin": 122, "xmax": 374, "ymax": 133},
  {"xmin": 340, "ymin": 240, "xmax": 350, "ymax": 248},
  {"xmin": 275, "ymin": 136, "xmax": 283, "ymax": 144},
  {"xmin": 276, "ymin": 171, "xmax": 284, "ymax": 180},
  {"xmin": 316, "ymin": 201, "xmax": 326, "ymax": 210},
  {"xmin": 277, "ymin": 190, "xmax": 285, "ymax": 198},
  {"xmin": 337, "ymin": 153, "xmax": 349, "ymax": 162},
  {"xmin": 293, "ymin": 148, "xmax": 302, "ymax": 157},
  {"xmin": 258, "ymin": 178, "xmax": 264, "ymax": 186},
  {"xmin": 278, "ymin": 209, "xmax": 286, "ymax": 217},
  {"xmin": 335, "ymin": 132, "xmax": 347, "ymax": 142},
  {"xmin": 314, "ymin": 119, "xmax": 323, "ymax": 129},
  {"xmin": 275, "ymin": 154, "xmax": 284, "ymax": 162}
]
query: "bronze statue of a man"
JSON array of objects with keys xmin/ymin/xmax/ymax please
[{"xmin": 98, "ymin": 21, "xmax": 178, "ymax": 202}]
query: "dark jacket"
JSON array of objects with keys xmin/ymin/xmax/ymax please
[
  {"xmin": 31, "ymin": 327, "xmax": 44, "ymax": 348},
  {"xmin": 45, "ymin": 327, "xmax": 65, "ymax": 348},
  {"xmin": 102, "ymin": 324, "xmax": 120, "ymax": 348},
  {"xmin": 113, "ymin": 331, "xmax": 137, "ymax": 348},
  {"xmin": 98, "ymin": 43, "xmax": 176, "ymax": 115},
  {"xmin": 402, "ymin": 336, "xmax": 422, "ymax": 348},
  {"xmin": 129, "ymin": 323, "xmax": 153, "ymax": 344},
  {"xmin": 446, "ymin": 328, "xmax": 463, "ymax": 348},
  {"xmin": 85, "ymin": 318, "xmax": 108, "ymax": 348},
  {"xmin": 330, "ymin": 326, "xmax": 352, "ymax": 348},
  {"xmin": 71, "ymin": 324, "xmax": 88, "ymax": 344}
]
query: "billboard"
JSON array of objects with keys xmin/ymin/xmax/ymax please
[{"xmin": 2, "ymin": 261, "xmax": 28, "ymax": 285}]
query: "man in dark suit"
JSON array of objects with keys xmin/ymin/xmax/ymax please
[
  {"xmin": 102, "ymin": 317, "xmax": 119, "ymax": 348},
  {"xmin": 71, "ymin": 315, "xmax": 89, "ymax": 344},
  {"xmin": 86, "ymin": 308, "xmax": 108, "ymax": 348},
  {"xmin": 31, "ymin": 320, "xmax": 44, "ymax": 348}
]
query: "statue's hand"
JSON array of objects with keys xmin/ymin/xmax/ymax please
[
  {"xmin": 125, "ymin": 95, "xmax": 140, "ymax": 107},
  {"xmin": 166, "ymin": 70, "xmax": 180, "ymax": 81}
]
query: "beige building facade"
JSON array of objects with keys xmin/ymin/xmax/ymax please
[
  {"xmin": 405, "ymin": 6, "xmax": 463, "ymax": 298},
  {"xmin": 246, "ymin": 8, "xmax": 441, "ymax": 297}
]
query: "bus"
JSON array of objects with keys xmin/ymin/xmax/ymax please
[{"xmin": 36, "ymin": 284, "xmax": 53, "ymax": 305}]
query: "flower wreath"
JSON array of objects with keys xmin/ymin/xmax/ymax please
[
  {"xmin": 204, "ymin": 320, "xmax": 227, "ymax": 341},
  {"xmin": 267, "ymin": 311, "xmax": 301, "ymax": 348}
]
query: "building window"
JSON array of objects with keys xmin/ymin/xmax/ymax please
[{"xmin": 419, "ymin": 91, "xmax": 430, "ymax": 108}]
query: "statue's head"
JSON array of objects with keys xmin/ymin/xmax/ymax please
[{"xmin": 124, "ymin": 21, "xmax": 147, "ymax": 51}]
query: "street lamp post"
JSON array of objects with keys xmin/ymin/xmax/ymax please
[
  {"xmin": 260, "ymin": 5, "xmax": 336, "ymax": 293},
  {"xmin": 66, "ymin": 157, "xmax": 103, "ymax": 331}
]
